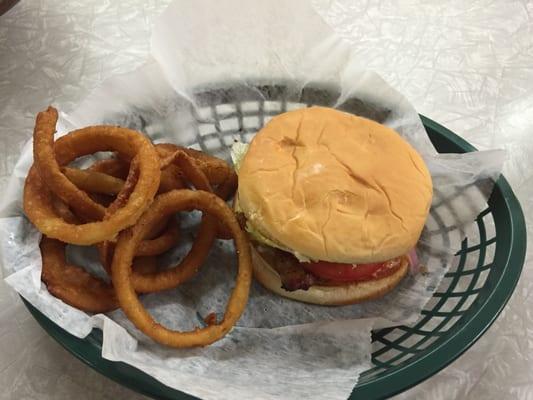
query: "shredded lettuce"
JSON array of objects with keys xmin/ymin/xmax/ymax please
[{"xmin": 230, "ymin": 141, "xmax": 249, "ymax": 172}]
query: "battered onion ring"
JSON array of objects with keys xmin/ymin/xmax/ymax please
[
  {"xmin": 159, "ymin": 164, "xmax": 186, "ymax": 193},
  {"xmin": 69, "ymin": 151, "xmax": 184, "ymax": 195},
  {"xmin": 88, "ymin": 193, "xmax": 115, "ymax": 208},
  {"xmin": 40, "ymin": 238, "xmax": 159, "ymax": 313},
  {"xmin": 96, "ymin": 157, "xmax": 141, "ymax": 271},
  {"xmin": 129, "ymin": 256, "xmax": 159, "ymax": 275},
  {"xmin": 112, "ymin": 146, "xmax": 187, "ymax": 192},
  {"xmin": 97, "ymin": 155, "xmax": 181, "ymax": 270},
  {"xmin": 155, "ymin": 143, "xmax": 234, "ymax": 187},
  {"xmin": 214, "ymin": 170, "xmax": 239, "ymax": 240},
  {"xmin": 97, "ymin": 145, "xmax": 188, "ymax": 193},
  {"xmin": 105, "ymin": 156, "xmax": 141, "ymax": 217},
  {"xmin": 68, "ymin": 161, "xmax": 184, "ymax": 196},
  {"xmin": 127, "ymin": 151, "xmax": 219, "ymax": 293},
  {"xmin": 65, "ymin": 143, "xmax": 230, "ymax": 198},
  {"xmin": 92, "ymin": 154, "xmax": 179, "ymax": 270},
  {"xmin": 159, "ymin": 145, "xmax": 237, "ymax": 239},
  {"xmin": 88, "ymin": 158, "xmax": 130, "ymax": 179},
  {"xmin": 98, "ymin": 216, "xmax": 180, "ymax": 273},
  {"xmin": 33, "ymin": 108, "xmax": 102, "ymax": 220},
  {"xmin": 51, "ymin": 196, "xmax": 79, "ymax": 225},
  {"xmin": 215, "ymin": 168, "xmax": 238, "ymax": 201},
  {"xmin": 63, "ymin": 167, "xmax": 125, "ymax": 195},
  {"xmin": 134, "ymin": 217, "xmax": 180, "ymax": 256},
  {"xmin": 40, "ymin": 237, "xmax": 118, "ymax": 313},
  {"xmin": 24, "ymin": 107, "xmax": 160, "ymax": 245},
  {"xmin": 111, "ymin": 190, "xmax": 252, "ymax": 348}
]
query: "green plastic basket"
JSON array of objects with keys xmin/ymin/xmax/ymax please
[{"xmin": 22, "ymin": 85, "xmax": 526, "ymax": 400}]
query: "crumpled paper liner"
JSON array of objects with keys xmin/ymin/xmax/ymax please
[{"xmin": 0, "ymin": 0, "xmax": 506, "ymax": 399}]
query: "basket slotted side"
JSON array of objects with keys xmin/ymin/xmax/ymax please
[{"xmin": 22, "ymin": 84, "xmax": 526, "ymax": 400}]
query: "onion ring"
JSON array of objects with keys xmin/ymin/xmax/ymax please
[
  {"xmin": 96, "ymin": 157, "xmax": 141, "ymax": 272},
  {"xmin": 159, "ymin": 164, "xmax": 186, "ymax": 193},
  {"xmin": 155, "ymin": 143, "xmax": 234, "ymax": 187},
  {"xmin": 158, "ymin": 144, "xmax": 238, "ymax": 239},
  {"xmin": 130, "ymin": 256, "xmax": 159, "ymax": 275},
  {"xmin": 33, "ymin": 107, "xmax": 103, "ymax": 220},
  {"xmin": 134, "ymin": 217, "xmax": 180, "ymax": 256},
  {"xmin": 98, "ymin": 216, "xmax": 180, "ymax": 273},
  {"xmin": 24, "ymin": 107, "xmax": 160, "ymax": 245},
  {"xmin": 40, "ymin": 236, "xmax": 118, "ymax": 313},
  {"xmin": 102, "ymin": 146, "xmax": 187, "ymax": 193},
  {"xmin": 51, "ymin": 196, "xmax": 79, "ymax": 225},
  {"xmin": 126, "ymin": 150, "xmax": 219, "ymax": 293},
  {"xmin": 40, "ymin": 237, "xmax": 160, "ymax": 313},
  {"xmin": 215, "ymin": 169, "xmax": 238, "ymax": 201},
  {"xmin": 64, "ymin": 143, "xmax": 230, "ymax": 198},
  {"xmin": 88, "ymin": 193, "xmax": 115, "ymax": 208},
  {"xmin": 67, "ymin": 162, "xmax": 184, "ymax": 196},
  {"xmin": 68, "ymin": 152, "xmax": 185, "ymax": 195},
  {"xmin": 95, "ymin": 154, "xmax": 182, "ymax": 271},
  {"xmin": 104, "ymin": 157, "xmax": 140, "ymax": 217},
  {"xmin": 213, "ymin": 170, "xmax": 239, "ymax": 240},
  {"xmin": 111, "ymin": 189, "xmax": 252, "ymax": 348},
  {"xmin": 97, "ymin": 155, "xmax": 181, "ymax": 270},
  {"xmin": 63, "ymin": 167, "xmax": 125, "ymax": 195},
  {"xmin": 88, "ymin": 158, "xmax": 130, "ymax": 179}
]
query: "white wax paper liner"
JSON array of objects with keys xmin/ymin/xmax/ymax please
[{"xmin": 0, "ymin": 0, "xmax": 506, "ymax": 399}]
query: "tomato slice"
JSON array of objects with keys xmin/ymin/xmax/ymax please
[{"xmin": 301, "ymin": 258, "xmax": 402, "ymax": 283}]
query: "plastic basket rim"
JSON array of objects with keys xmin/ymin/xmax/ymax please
[{"xmin": 20, "ymin": 115, "xmax": 526, "ymax": 400}]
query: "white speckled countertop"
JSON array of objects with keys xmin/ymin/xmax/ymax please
[{"xmin": 0, "ymin": 1, "xmax": 531, "ymax": 399}]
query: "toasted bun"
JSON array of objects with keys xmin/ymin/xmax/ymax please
[
  {"xmin": 238, "ymin": 106, "xmax": 432, "ymax": 263},
  {"xmin": 251, "ymin": 243, "xmax": 409, "ymax": 305}
]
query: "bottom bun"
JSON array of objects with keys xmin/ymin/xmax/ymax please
[{"xmin": 251, "ymin": 244, "xmax": 409, "ymax": 306}]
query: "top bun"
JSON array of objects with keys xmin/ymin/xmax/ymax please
[{"xmin": 238, "ymin": 107, "xmax": 432, "ymax": 263}]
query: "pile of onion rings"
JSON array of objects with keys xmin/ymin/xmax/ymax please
[{"xmin": 23, "ymin": 106, "xmax": 252, "ymax": 348}]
